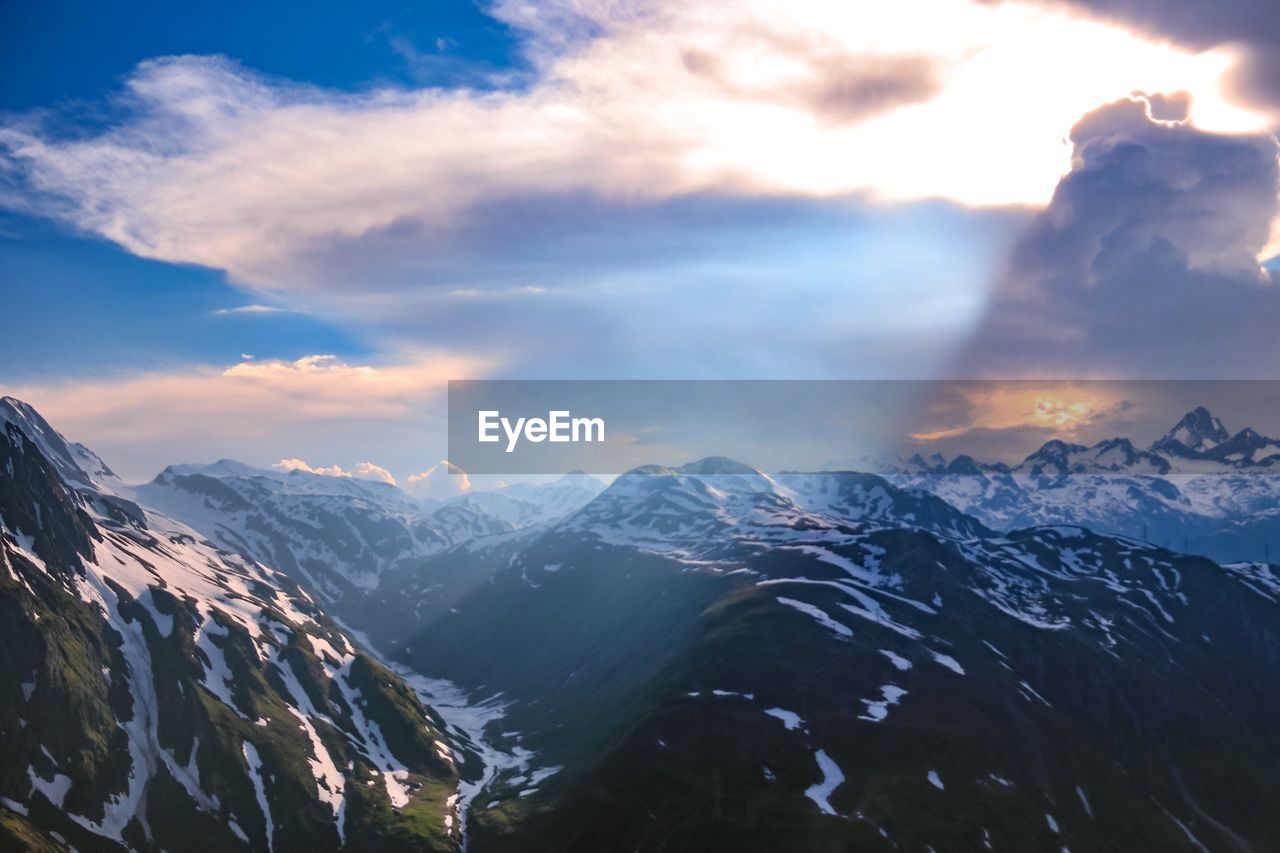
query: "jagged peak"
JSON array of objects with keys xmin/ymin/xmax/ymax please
[
  {"xmin": 1156, "ymin": 406, "xmax": 1230, "ymax": 452},
  {"xmin": 1023, "ymin": 439, "xmax": 1088, "ymax": 461},
  {"xmin": 945, "ymin": 455, "xmax": 982, "ymax": 475},
  {"xmin": 0, "ymin": 396, "xmax": 118, "ymax": 491}
]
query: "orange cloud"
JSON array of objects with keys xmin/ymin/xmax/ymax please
[
  {"xmin": 0, "ymin": 351, "xmax": 492, "ymax": 481},
  {"xmin": 909, "ymin": 384, "xmax": 1124, "ymax": 442}
]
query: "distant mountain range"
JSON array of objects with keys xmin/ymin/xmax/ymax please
[
  {"xmin": 4, "ymin": 396, "xmax": 1280, "ymax": 851},
  {"xmin": 901, "ymin": 406, "xmax": 1280, "ymax": 477},
  {"xmin": 888, "ymin": 407, "xmax": 1280, "ymax": 563},
  {"xmin": 133, "ymin": 458, "xmax": 604, "ymax": 601}
]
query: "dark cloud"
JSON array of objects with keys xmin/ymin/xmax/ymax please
[
  {"xmin": 959, "ymin": 96, "xmax": 1280, "ymax": 378},
  {"xmin": 807, "ymin": 56, "xmax": 939, "ymax": 123},
  {"xmin": 681, "ymin": 36, "xmax": 938, "ymax": 124},
  {"xmin": 1001, "ymin": 0, "xmax": 1280, "ymax": 116}
]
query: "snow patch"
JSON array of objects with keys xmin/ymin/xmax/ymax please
[
  {"xmin": 804, "ymin": 750, "xmax": 845, "ymax": 816},
  {"xmin": 763, "ymin": 707, "xmax": 804, "ymax": 731}
]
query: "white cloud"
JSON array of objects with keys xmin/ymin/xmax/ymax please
[
  {"xmin": 272, "ymin": 457, "xmax": 397, "ymax": 484},
  {"xmin": 352, "ymin": 461, "xmax": 397, "ymax": 484},
  {"xmin": 212, "ymin": 304, "xmax": 294, "ymax": 316},
  {"xmin": 406, "ymin": 460, "xmax": 471, "ymax": 499},
  {"xmin": 0, "ymin": 0, "xmax": 1265, "ymax": 296}
]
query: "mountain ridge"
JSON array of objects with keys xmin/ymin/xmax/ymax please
[{"xmin": 0, "ymin": 400, "xmax": 468, "ymax": 851}]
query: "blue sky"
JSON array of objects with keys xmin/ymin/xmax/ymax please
[
  {"xmin": 2, "ymin": 0, "xmax": 1278, "ymax": 486},
  {"xmin": 0, "ymin": 0, "xmax": 523, "ymax": 110},
  {"xmin": 1, "ymin": 0, "xmax": 514, "ymax": 381}
]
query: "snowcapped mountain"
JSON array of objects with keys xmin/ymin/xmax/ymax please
[
  {"xmin": 134, "ymin": 461, "xmax": 510, "ymax": 601},
  {"xmin": 358, "ymin": 454, "xmax": 1280, "ymax": 851},
  {"xmin": 891, "ymin": 407, "xmax": 1280, "ymax": 563},
  {"xmin": 0, "ymin": 397, "xmax": 122, "ymax": 494},
  {"xmin": 134, "ymin": 463, "xmax": 604, "ymax": 603},
  {"xmin": 899, "ymin": 407, "xmax": 1280, "ymax": 477},
  {"xmin": 450, "ymin": 472, "xmax": 606, "ymax": 529},
  {"xmin": 0, "ymin": 399, "xmax": 469, "ymax": 851},
  {"xmin": 8, "ymin": 392, "xmax": 1280, "ymax": 851},
  {"xmin": 550, "ymin": 458, "xmax": 987, "ymax": 562},
  {"xmin": 1151, "ymin": 406, "xmax": 1231, "ymax": 456}
]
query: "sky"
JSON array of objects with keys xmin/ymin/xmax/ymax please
[{"xmin": 2, "ymin": 0, "xmax": 1279, "ymax": 487}]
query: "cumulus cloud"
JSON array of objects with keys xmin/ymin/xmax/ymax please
[
  {"xmin": 0, "ymin": 0, "xmax": 1262, "ymax": 298},
  {"xmin": 0, "ymin": 351, "xmax": 487, "ymax": 480},
  {"xmin": 272, "ymin": 457, "xmax": 397, "ymax": 484},
  {"xmin": 405, "ymin": 460, "xmax": 471, "ymax": 500},
  {"xmin": 353, "ymin": 461, "xmax": 398, "ymax": 484},
  {"xmin": 958, "ymin": 96, "xmax": 1280, "ymax": 377}
]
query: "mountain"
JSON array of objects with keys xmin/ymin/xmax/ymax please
[
  {"xmin": 135, "ymin": 463, "xmax": 604, "ymax": 603},
  {"xmin": 892, "ymin": 407, "xmax": 1280, "ymax": 563},
  {"xmin": 1015, "ymin": 437, "xmax": 1171, "ymax": 479},
  {"xmin": 0, "ymin": 399, "xmax": 466, "ymax": 851},
  {"xmin": 9, "ymin": 397, "xmax": 1280, "ymax": 850},
  {"xmin": 352, "ymin": 456, "xmax": 1280, "ymax": 851},
  {"xmin": 449, "ymin": 472, "xmax": 606, "ymax": 529},
  {"xmin": 134, "ymin": 460, "xmax": 513, "ymax": 601},
  {"xmin": 1152, "ymin": 406, "xmax": 1232, "ymax": 456}
]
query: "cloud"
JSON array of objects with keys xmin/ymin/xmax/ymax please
[
  {"xmin": 216, "ymin": 192, "xmax": 1022, "ymax": 379},
  {"xmin": 406, "ymin": 460, "xmax": 471, "ymax": 500},
  {"xmin": 212, "ymin": 304, "xmax": 294, "ymax": 316},
  {"xmin": 957, "ymin": 96, "xmax": 1280, "ymax": 378},
  {"xmin": 272, "ymin": 457, "xmax": 397, "ymax": 484},
  {"xmin": 1005, "ymin": 0, "xmax": 1280, "ymax": 124},
  {"xmin": 353, "ymin": 461, "xmax": 397, "ymax": 484},
  {"xmin": 902, "ymin": 381, "xmax": 1139, "ymax": 459},
  {"xmin": 0, "ymin": 1, "xmax": 1263, "ymax": 298},
  {"xmin": 0, "ymin": 351, "xmax": 489, "ymax": 480}
]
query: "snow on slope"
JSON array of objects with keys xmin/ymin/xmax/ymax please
[
  {"xmin": 135, "ymin": 463, "xmax": 604, "ymax": 601},
  {"xmin": 1, "ymin": 403, "xmax": 462, "ymax": 850}
]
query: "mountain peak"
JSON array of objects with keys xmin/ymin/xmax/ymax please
[
  {"xmin": 0, "ymin": 396, "xmax": 119, "ymax": 490},
  {"xmin": 676, "ymin": 456, "xmax": 763, "ymax": 477},
  {"xmin": 555, "ymin": 469, "xmax": 605, "ymax": 490},
  {"xmin": 1024, "ymin": 439, "xmax": 1088, "ymax": 460},
  {"xmin": 1154, "ymin": 406, "xmax": 1230, "ymax": 454}
]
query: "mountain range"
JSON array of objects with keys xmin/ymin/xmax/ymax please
[
  {"xmin": 889, "ymin": 407, "xmax": 1280, "ymax": 563},
  {"xmin": 3, "ymin": 397, "xmax": 1280, "ymax": 851}
]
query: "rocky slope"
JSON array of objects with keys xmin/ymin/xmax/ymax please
[{"xmin": 0, "ymin": 398, "xmax": 464, "ymax": 851}]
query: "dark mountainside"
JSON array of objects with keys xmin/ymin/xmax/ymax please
[
  {"xmin": 358, "ymin": 464, "xmax": 1280, "ymax": 852},
  {"xmin": 0, "ymin": 400, "xmax": 462, "ymax": 852}
]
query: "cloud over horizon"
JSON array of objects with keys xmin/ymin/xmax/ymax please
[{"xmin": 0, "ymin": 351, "xmax": 487, "ymax": 481}]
